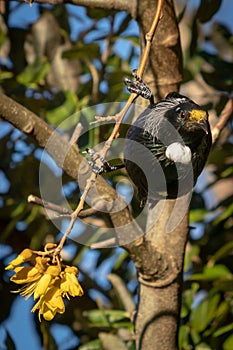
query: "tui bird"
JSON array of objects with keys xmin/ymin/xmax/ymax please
[
  {"xmin": 124, "ymin": 74, "xmax": 212, "ymax": 206},
  {"xmin": 86, "ymin": 72, "xmax": 212, "ymax": 206}
]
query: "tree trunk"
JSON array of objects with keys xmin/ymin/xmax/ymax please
[
  {"xmin": 130, "ymin": 199, "xmax": 190, "ymax": 349},
  {"xmin": 137, "ymin": 0, "xmax": 183, "ymax": 99}
]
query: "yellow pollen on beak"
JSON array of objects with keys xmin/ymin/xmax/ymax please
[{"xmin": 189, "ymin": 109, "xmax": 207, "ymax": 123}]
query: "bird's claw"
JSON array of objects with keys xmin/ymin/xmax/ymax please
[
  {"xmin": 124, "ymin": 69, "xmax": 154, "ymax": 104},
  {"xmin": 84, "ymin": 148, "xmax": 124, "ymax": 174},
  {"xmin": 84, "ymin": 148, "xmax": 106, "ymax": 174}
]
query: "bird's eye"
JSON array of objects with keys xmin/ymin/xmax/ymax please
[
  {"xmin": 175, "ymin": 107, "xmax": 186, "ymax": 119},
  {"xmin": 180, "ymin": 111, "xmax": 186, "ymax": 119}
]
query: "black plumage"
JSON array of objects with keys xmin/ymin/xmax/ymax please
[{"xmin": 124, "ymin": 92, "xmax": 212, "ymax": 205}]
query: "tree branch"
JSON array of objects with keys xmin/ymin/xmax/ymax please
[
  {"xmin": 0, "ymin": 92, "xmax": 82, "ymax": 178},
  {"xmin": 0, "ymin": 92, "xmax": 143, "ymax": 245},
  {"xmin": 17, "ymin": 0, "xmax": 137, "ymax": 18},
  {"xmin": 28, "ymin": 194, "xmax": 99, "ymax": 217},
  {"xmin": 211, "ymin": 97, "xmax": 233, "ymax": 143}
]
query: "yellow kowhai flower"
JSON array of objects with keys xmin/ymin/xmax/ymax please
[
  {"xmin": 34, "ymin": 265, "xmax": 60, "ymax": 299},
  {"xmin": 31, "ymin": 282, "xmax": 65, "ymax": 321},
  {"xmin": 60, "ymin": 266, "xmax": 84, "ymax": 298},
  {"xmin": 5, "ymin": 249, "xmax": 34, "ymax": 270},
  {"xmin": 11, "ymin": 265, "xmax": 42, "ymax": 285},
  {"xmin": 6, "ymin": 248, "xmax": 84, "ymax": 321},
  {"xmin": 10, "ymin": 256, "xmax": 51, "ymax": 299},
  {"xmin": 32, "ymin": 266, "xmax": 84, "ymax": 321},
  {"xmin": 10, "ymin": 256, "xmax": 49, "ymax": 283}
]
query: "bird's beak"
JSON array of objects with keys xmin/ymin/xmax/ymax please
[{"xmin": 193, "ymin": 121, "xmax": 209, "ymax": 134}]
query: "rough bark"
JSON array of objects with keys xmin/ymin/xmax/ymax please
[{"xmin": 130, "ymin": 199, "xmax": 189, "ymax": 350}]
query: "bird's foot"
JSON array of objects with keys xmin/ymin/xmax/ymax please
[
  {"xmin": 124, "ymin": 69, "xmax": 154, "ymax": 104},
  {"xmin": 84, "ymin": 148, "xmax": 124, "ymax": 174}
]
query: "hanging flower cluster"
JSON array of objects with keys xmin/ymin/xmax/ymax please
[{"xmin": 5, "ymin": 247, "xmax": 83, "ymax": 321}]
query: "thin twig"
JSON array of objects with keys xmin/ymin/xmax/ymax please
[
  {"xmin": 54, "ymin": 173, "xmax": 97, "ymax": 255},
  {"xmin": 28, "ymin": 194, "xmax": 99, "ymax": 218},
  {"xmin": 137, "ymin": 0, "xmax": 164, "ymax": 77},
  {"xmin": 90, "ymin": 115, "xmax": 119, "ymax": 124},
  {"xmin": 90, "ymin": 238, "xmax": 117, "ymax": 249},
  {"xmin": 28, "ymin": 195, "xmax": 72, "ymax": 215},
  {"xmin": 211, "ymin": 97, "xmax": 233, "ymax": 143},
  {"xmin": 69, "ymin": 122, "xmax": 83, "ymax": 146}
]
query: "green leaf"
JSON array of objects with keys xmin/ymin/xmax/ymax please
[
  {"xmin": 111, "ymin": 322, "xmax": 133, "ymax": 331},
  {"xmin": 190, "ymin": 265, "xmax": 231, "ymax": 281},
  {"xmin": 46, "ymin": 90, "xmax": 78, "ymax": 128},
  {"xmin": 189, "ymin": 209, "xmax": 208, "ymax": 222},
  {"xmin": 190, "ymin": 294, "xmax": 220, "ymax": 332},
  {"xmin": 208, "ymin": 241, "xmax": 233, "ymax": 265},
  {"xmin": 214, "ymin": 300, "xmax": 229, "ymax": 321},
  {"xmin": 184, "ymin": 244, "xmax": 200, "ymax": 272},
  {"xmin": 183, "ymin": 283, "xmax": 200, "ymax": 310},
  {"xmin": 0, "ymin": 71, "xmax": 13, "ymax": 82},
  {"xmin": 83, "ymin": 309, "xmax": 130, "ymax": 327},
  {"xmin": 179, "ymin": 325, "xmax": 190, "ymax": 349},
  {"xmin": 190, "ymin": 328, "xmax": 201, "ymax": 345},
  {"xmin": 223, "ymin": 334, "xmax": 233, "ymax": 350},
  {"xmin": 213, "ymin": 203, "xmax": 233, "ymax": 225},
  {"xmin": 221, "ymin": 166, "xmax": 233, "ymax": 178},
  {"xmin": 180, "ymin": 304, "xmax": 189, "ymax": 319},
  {"xmin": 213, "ymin": 323, "xmax": 233, "ymax": 337},
  {"xmin": 203, "ymin": 300, "xmax": 229, "ymax": 336},
  {"xmin": 17, "ymin": 57, "xmax": 50, "ymax": 86},
  {"xmin": 196, "ymin": 343, "xmax": 212, "ymax": 350},
  {"xmin": 181, "ymin": 283, "xmax": 199, "ymax": 320}
]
